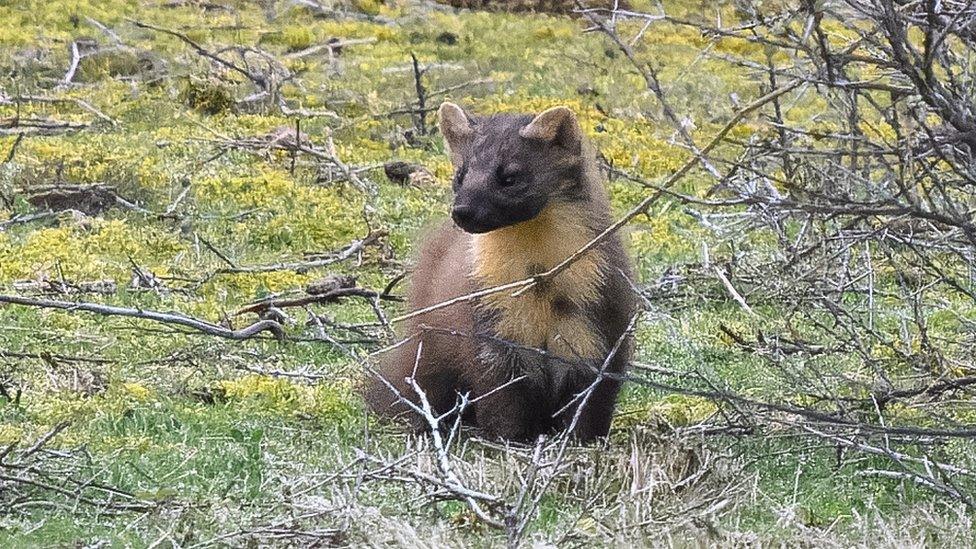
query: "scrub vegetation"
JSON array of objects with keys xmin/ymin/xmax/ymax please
[{"xmin": 2, "ymin": 0, "xmax": 976, "ymax": 546}]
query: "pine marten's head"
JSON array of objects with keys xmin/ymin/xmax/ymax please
[{"xmin": 438, "ymin": 102, "xmax": 588, "ymax": 234}]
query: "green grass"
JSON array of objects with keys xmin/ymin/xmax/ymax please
[{"xmin": 1, "ymin": 0, "xmax": 974, "ymax": 546}]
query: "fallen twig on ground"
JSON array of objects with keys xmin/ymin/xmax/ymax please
[
  {"xmin": 283, "ymin": 37, "xmax": 377, "ymax": 60},
  {"xmin": 209, "ymin": 230, "xmax": 387, "ymax": 275},
  {"xmin": 0, "ymin": 422, "xmax": 154, "ymax": 514},
  {"xmin": 0, "ymin": 117, "xmax": 89, "ymax": 135},
  {"xmin": 129, "ymin": 19, "xmax": 270, "ymax": 90},
  {"xmin": 61, "ymin": 41, "xmax": 82, "ymax": 86},
  {"xmin": 0, "ymin": 211, "xmax": 64, "ymax": 231},
  {"xmin": 11, "ymin": 277, "xmax": 117, "ymax": 296},
  {"xmin": 0, "ymin": 294, "xmax": 284, "ymax": 341},
  {"xmin": 236, "ymin": 286, "xmax": 402, "ymax": 316},
  {"xmin": 21, "ymin": 183, "xmax": 149, "ymax": 216},
  {"xmin": 0, "ymin": 94, "xmax": 116, "ymax": 125}
]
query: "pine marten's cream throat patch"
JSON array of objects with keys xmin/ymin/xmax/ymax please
[{"xmin": 470, "ymin": 201, "xmax": 606, "ymax": 359}]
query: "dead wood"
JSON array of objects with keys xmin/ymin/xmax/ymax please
[
  {"xmin": 0, "ymin": 294, "xmax": 285, "ymax": 341},
  {"xmin": 212, "ymin": 230, "xmax": 387, "ymax": 275},
  {"xmin": 21, "ymin": 183, "xmax": 132, "ymax": 216}
]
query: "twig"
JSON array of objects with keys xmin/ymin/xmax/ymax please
[
  {"xmin": 213, "ymin": 230, "xmax": 385, "ymax": 275},
  {"xmin": 0, "ymin": 294, "xmax": 284, "ymax": 340},
  {"xmin": 283, "ymin": 37, "xmax": 377, "ymax": 59},
  {"xmin": 0, "ymin": 117, "xmax": 89, "ymax": 135},
  {"xmin": 61, "ymin": 41, "xmax": 81, "ymax": 86},
  {"xmin": 410, "ymin": 53, "xmax": 428, "ymax": 136},
  {"xmin": 404, "ymin": 343, "xmax": 506, "ymax": 529},
  {"xmin": 129, "ymin": 19, "xmax": 267, "ymax": 89},
  {"xmin": 3, "ymin": 133, "xmax": 23, "ymax": 163},
  {"xmin": 1, "ymin": 94, "xmax": 117, "ymax": 125},
  {"xmin": 163, "ymin": 180, "xmax": 192, "ymax": 217},
  {"xmin": 84, "ymin": 16, "xmax": 124, "ymax": 46},
  {"xmin": 19, "ymin": 422, "xmax": 70, "ymax": 461},
  {"xmin": 236, "ymin": 287, "xmax": 402, "ymax": 316},
  {"xmin": 0, "ymin": 211, "xmax": 62, "ymax": 231},
  {"xmin": 713, "ymin": 266, "xmax": 756, "ymax": 317}
]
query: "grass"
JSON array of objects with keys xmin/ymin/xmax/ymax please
[{"xmin": 1, "ymin": 0, "xmax": 974, "ymax": 546}]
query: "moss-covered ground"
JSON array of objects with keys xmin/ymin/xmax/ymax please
[{"xmin": 1, "ymin": 0, "xmax": 974, "ymax": 546}]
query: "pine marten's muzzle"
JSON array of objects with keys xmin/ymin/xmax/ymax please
[
  {"xmin": 450, "ymin": 203, "xmax": 493, "ymax": 233},
  {"xmin": 452, "ymin": 193, "xmax": 547, "ymax": 234}
]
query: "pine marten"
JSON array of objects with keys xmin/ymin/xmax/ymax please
[{"xmin": 367, "ymin": 103, "xmax": 636, "ymax": 442}]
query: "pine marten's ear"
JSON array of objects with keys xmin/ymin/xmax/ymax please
[
  {"xmin": 438, "ymin": 102, "xmax": 473, "ymax": 165},
  {"xmin": 520, "ymin": 106, "xmax": 582, "ymax": 153}
]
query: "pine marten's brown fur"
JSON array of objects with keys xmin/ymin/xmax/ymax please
[{"xmin": 366, "ymin": 103, "xmax": 636, "ymax": 442}]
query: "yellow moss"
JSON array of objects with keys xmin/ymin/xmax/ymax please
[
  {"xmin": 633, "ymin": 20, "xmax": 707, "ymax": 50},
  {"xmin": 192, "ymin": 166, "xmax": 366, "ymax": 254},
  {"xmin": 0, "ymin": 1, "xmax": 132, "ymax": 45},
  {"xmin": 925, "ymin": 113, "xmax": 944, "ymax": 127},
  {"xmin": 532, "ymin": 25, "xmax": 573, "ymax": 41},
  {"xmin": 860, "ymin": 120, "xmax": 898, "ymax": 143},
  {"xmin": 430, "ymin": 157, "xmax": 454, "ymax": 181},
  {"xmin": 601, "ymin": 136, "xmax": 686, "ymax": 177},
  {"xmin": 223, "ymin": 114, "xmax": 290, "ymax": 134},
  {"xmin": 352, "ymin": 0, "xmax": 383, "ymax": 15},
  {"xmin": 0, "ymin": 219, "xmax": 184, "ymax": 283},
  {"xmin": 0, "ymin": 424, "xmax": 24, "ymax": 445},
  {"xmin": 282, "ymin": 25, "xmax": 315, "ymax": 51},
  {"xmin": 38, "ymin": 310, "xmax": 88, "ymax": 334},
  {"xmin": 317, "ymin": 20, "xmax": 399, "ymax": 42},
  {"xmin": 20, "ymin": 133, "xmax": 167, "ymax": 188},
  {"xmin": 209, "ymin": 270, "xmax": 311, "ymax": 303},
  {"xmin": 713, "ymin": 35, "xmax": 766, "ymax": 58},
  {"xmin": 195, "ymin": 169, "xmax": 301, "ymax": 209},
  {"xmin": 1, "ymin": 225, "xmax": 83, "ymax": 280},
  {"xmin": 92, "ymin": 434, "xmax": 157, "ymax": 454},
  {"xmin": 336, "ymin": 136, "xmax": 390, "ymax": 163},
  {"xmin": 32, "ymin": 394, "xmax": 105, "ymax": 425},
  {"xmin": 473, "ymin": 95, "xmax": 587, "ymax": 117},
  {"xmin": 31, "ymin": 382, "xmax": 166, "ymax": 429},
  {"xmin": 217, "ymin": 375, "xmax": 356, "ymax": 419},
  {"xmin": 121, "ymin": 382, "xmax": 152, "ymax": 402},
  {"xmin": 628, "ymin": 213, "xmax": 696, "ymax": 258},
  {"xmin": 614, "ymin": 394, "xmax": 718, "ymax": 429}
]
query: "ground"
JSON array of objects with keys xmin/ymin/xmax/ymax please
[{"xmin": 0, "ymin": 0, "xmax": 973, "ymax": 546}]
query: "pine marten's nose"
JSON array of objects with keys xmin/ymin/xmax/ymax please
[{"xmin": 451, "ymin": 204, "xmax": 476, "ymax": 227}]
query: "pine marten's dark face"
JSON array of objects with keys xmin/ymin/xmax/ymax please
[{"xmin": 438, "ymin": 103, "xmax": 585, "ymax": 234}]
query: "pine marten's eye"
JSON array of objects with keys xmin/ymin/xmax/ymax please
[{"xmin": 496, "ymin": 166, "xmax": 520, "ymax": 187}]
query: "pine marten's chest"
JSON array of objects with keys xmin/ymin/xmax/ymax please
[{"xmin": 469, "ymin": 204, "xmax": 606, "ymax": 360}]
